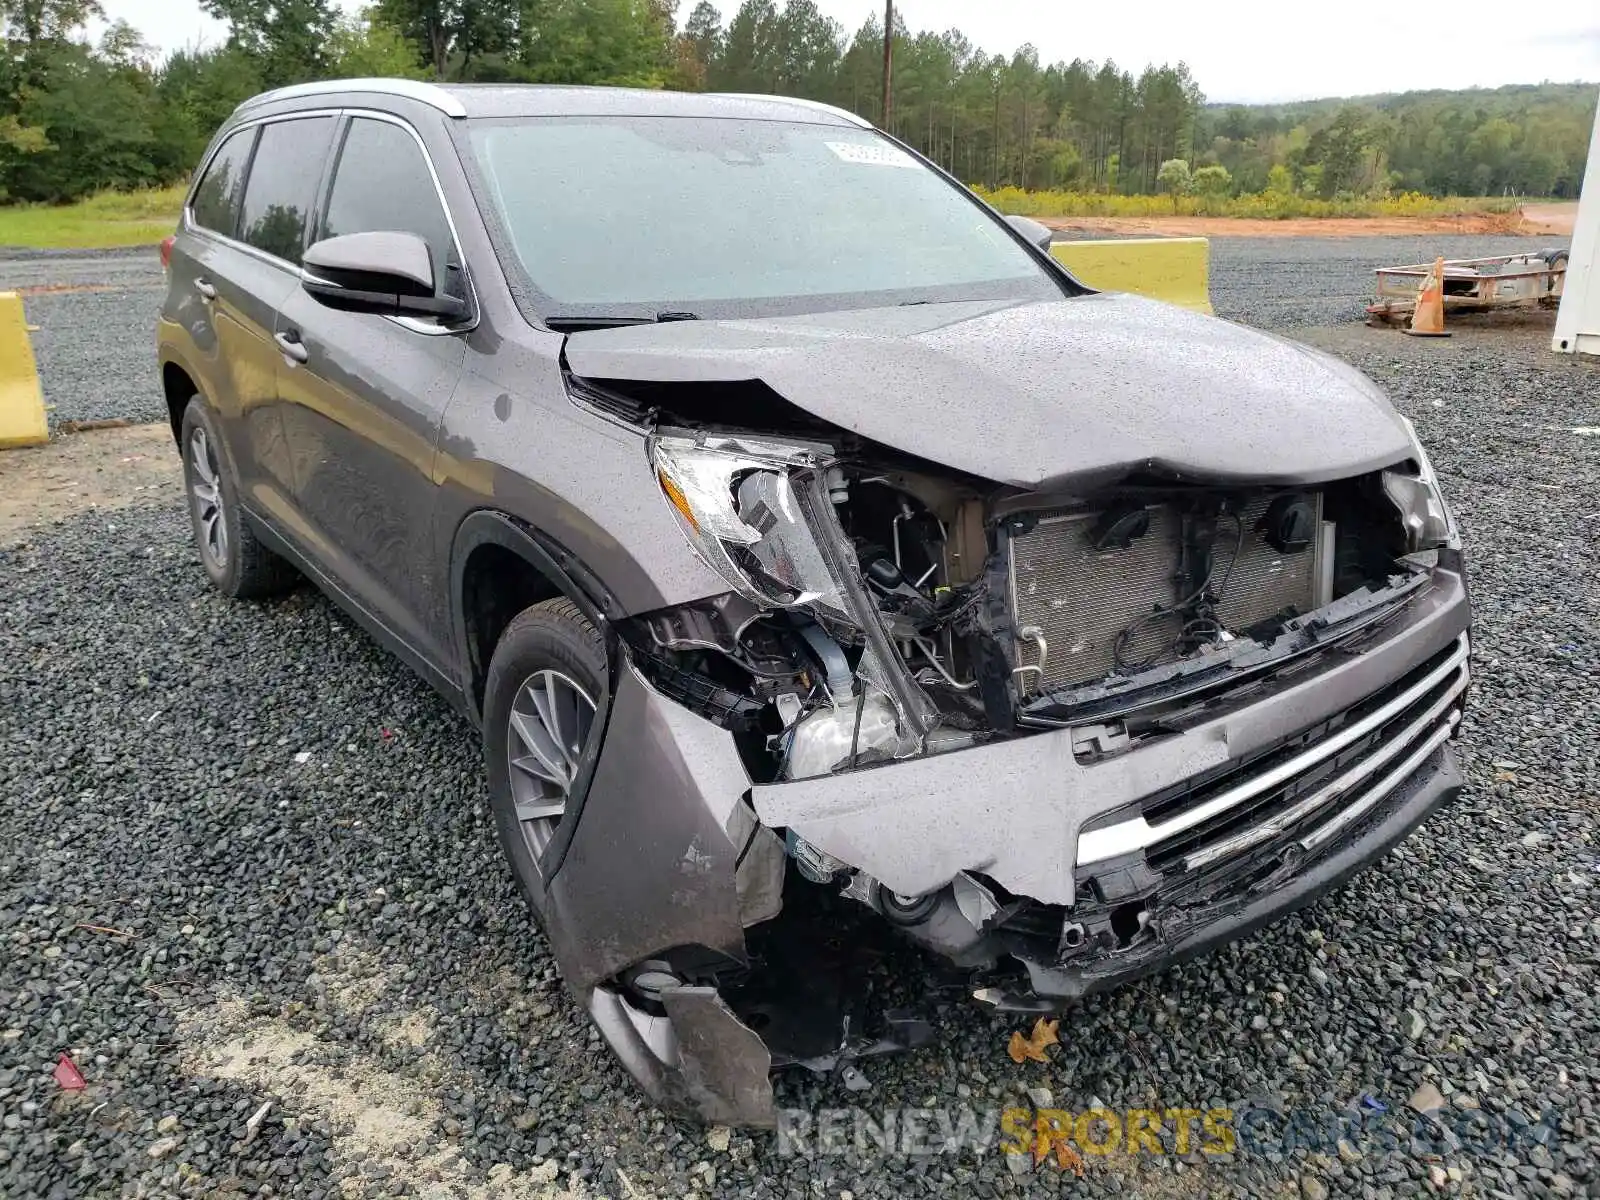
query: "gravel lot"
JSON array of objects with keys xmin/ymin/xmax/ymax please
[
  {"xmin": 1209, "ymin": 235, "xmax": 1567, "ymax": 330},
  {"xmin": 1, "ymin": 248, "xmax": 166, "ymax": 428},
  {"xmin": 2, "ymin": 247, "xmax": 1599, "ymax": 1199}
]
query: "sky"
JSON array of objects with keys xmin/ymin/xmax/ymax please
[{"xmin": 97, "ymin": 0, "xmax": 1600, "ymax": 105}]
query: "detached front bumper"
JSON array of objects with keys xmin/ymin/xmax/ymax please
[{"xmin": 749, "ymin": 565, "xmax": 1469, "ymax": 1009}]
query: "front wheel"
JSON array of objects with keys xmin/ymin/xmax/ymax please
[{"xmin": 483, "ymin": 598, "xmax": 605, "ymax": 911}]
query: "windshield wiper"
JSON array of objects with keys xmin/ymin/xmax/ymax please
[{"xmin": 545, "ymin": 311, "xmax": 702, "ymax": 333}]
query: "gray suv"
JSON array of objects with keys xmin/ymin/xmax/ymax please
[{"xmin": 157, "ymin": 79, "xmax": 1471, "ymax": 1126}]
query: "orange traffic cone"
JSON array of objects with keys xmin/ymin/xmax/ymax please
[{"xmin": 1404, "ymin": 256, "xmax": 1450, "ymax": 337}]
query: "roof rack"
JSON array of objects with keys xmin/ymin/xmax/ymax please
[
  {"xmin": 710, "ymin": 93, "xmax": 871, "ymax": 128},
  {"xmin": 235, "ymin": 78, "xmax": 467, "ymax": 119}
]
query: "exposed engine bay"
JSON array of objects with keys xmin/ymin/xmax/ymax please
[{"xmin": 624, "ymin": 430, "xmax": 1432, "ymax": 782}]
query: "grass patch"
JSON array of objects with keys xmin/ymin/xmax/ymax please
[
  {"xmin": 0, "ymin": 185, "xmax": 186, "ymax": 250},
  {"xmin": 971, "ymin": 185, "xmax": 1523, "ymax": 221}
]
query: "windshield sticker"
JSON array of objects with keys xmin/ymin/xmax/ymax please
[{"xmin": 826, "ymin": 141, "xmax": 918, "ymax": 168}]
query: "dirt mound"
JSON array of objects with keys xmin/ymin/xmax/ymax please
[{"xmin": 1046, "ymin": 205, "xmax": 1576, "ymax": 240}]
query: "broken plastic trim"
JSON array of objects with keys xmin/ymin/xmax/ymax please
[
  {"xmin": 588, "ymin": 983, "xmax": 777, "ymax": 1127},
  {"xmin": 1018, "ymin": 570, "xmax": 1431, "ymax": 728}
]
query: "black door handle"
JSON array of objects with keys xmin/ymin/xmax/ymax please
[
  {"xmin": 274, "ymin": 330, "xmax": 309, "ymax": 365},
  {"xmin": 194, "ymin": 278, "xmax": 217, "ymax": 301}
]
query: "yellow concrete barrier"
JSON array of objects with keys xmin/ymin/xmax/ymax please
[
  {"xmin": 1051, "ymin": 236, "xmax": 1213, "ymax": 315},
  {"xmin": 0, "ymin": 291, "xmax": 47, "ymax": 448}
]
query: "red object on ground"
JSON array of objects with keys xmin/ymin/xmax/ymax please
[{"xmin": 53, "ymin": 1054, "xmax": 86, "ymax": 1090}]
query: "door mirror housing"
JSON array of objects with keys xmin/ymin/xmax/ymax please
[
  {"xmin": 1004, "ymin": 214, "xmax": 1055, "ymax": 253},
  {"xmin": 301, "ymin": 231, "xmax": 468, "ymax": 321}
]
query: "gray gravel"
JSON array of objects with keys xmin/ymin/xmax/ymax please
[
  {"xmin": 0, "ymin": 249, "xmax": 165, "ymax": 428},
  {"xmin": 0, "ymin": 246, "xmax": 165, "ymax": 290},
  {"xmin": 2, "ymin": 262, "xmax": 1599, "ymax": 1198},
  {"xmin": 27, "ymin": 287, "xmax": 166, "ymax": 427},
  {"xmin": 0, "ymin": 246, "xmax": 164, "ymax": 428},
  {"xmin": 1210, "ymin": 235, "xmax": 1569, "ymax": 331}
]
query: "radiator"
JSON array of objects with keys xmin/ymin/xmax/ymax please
[
  {"xmin": 1008, "ymin": 496, "xmax": 1326, "ymax": 693},
  {"xmin": 1211, "ymin": 494, "xmax": 1325, "ymax": 635}
]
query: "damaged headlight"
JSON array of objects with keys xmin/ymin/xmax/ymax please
[
  {"xmin": 649, "ymin": 432, "xmax": 939, "ymax": 748},
  {"xmin": 649, "ymin": 433, "xmax": 852, "ymax": 619},
  {"xmin": 1382, "ymin": 418, "xmax": 1458, "ymax": 551}
]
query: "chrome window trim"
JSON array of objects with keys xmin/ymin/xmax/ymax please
[
  {"xmin": 332, "ymin": 109, "xmax": 480, "ymax": 336},
  {"xmin": 1075, "ymin": 633, "xmax": 1471, "ymax": 867},
  {"xmin": 182, "ymin": 107, "xmax": 479, "ymax": 336},
  {"xmin": 236, "ymin": 78, "xmax": 467, "ymax": 119}
]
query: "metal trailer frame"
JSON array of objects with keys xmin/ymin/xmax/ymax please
[
  {"xmin": 1553, "ymin": 85, "xmax": 1600, "ymax": 356},
  {"xmin": 1366, "ymin": 251, "xmax": 1568, "ymax": 324}
]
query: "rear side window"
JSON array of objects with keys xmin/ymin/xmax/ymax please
[
  {"xmin": 237, "ymin": 117, "xmax": 338, "ymax": 265},
  {"xmin": 319, "ymin": 118, "xmax": 456, "ymax": 294},
  {"xmin": 190, "ymin": 127, "xmax": 257, "ymax": 237}
]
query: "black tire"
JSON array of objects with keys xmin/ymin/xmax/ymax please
[
  {"xmin": 1545, "ymin": 252, "xmax": 1569, "ymax": 295},
  {"xmin": 179, "ymin": 396, "xmax": 297, "ymax": 599},
  {"xmin": 484, "ymin": 597, "xmax": 606, "ymax": 913}
]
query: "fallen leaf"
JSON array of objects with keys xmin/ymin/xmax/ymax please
[
  {"xmin": 1037, "ymin": 1137, "xmax": 1086, "ymax": 1176},
  {"xmin": 1007, "ymin": 1017, "xmax": 1060, "ymax": 1064}
]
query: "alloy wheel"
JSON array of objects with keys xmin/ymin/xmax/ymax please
[
  {"xmin": 506, "ymin": 669, "xmax": 597, "ymax": 861},
  {"xmin": 187, "ymin": 426, "xmax": 228, "ymax": 569}
]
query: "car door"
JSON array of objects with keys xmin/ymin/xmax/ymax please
[
  {"xmin": 216, "ymin": 114, "xmax": 341, "ymax": 525},
  {"xmin": 170, "ymin": 122, "xmax": 300, "ymax": 511},
  {"xmin": 273, "ymin": 112, "xmax": 470, "ymax": 673}
]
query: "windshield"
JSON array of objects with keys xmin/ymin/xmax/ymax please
[{"xmin": 466, "ymin": 116, "xmax": 1063, "ymax": 321}]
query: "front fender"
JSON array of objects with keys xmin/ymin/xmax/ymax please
[
  {"xmin": 544, "ymin": 657, "xmax": 762, "ymax": 990},
  {"xmin": 447, "ymin": 508, "xmax": 623, "ymax": 713}
]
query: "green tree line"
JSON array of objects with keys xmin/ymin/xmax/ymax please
[{"xmin": 0, "ymin": 0, "xmax": 1592, "ymax": 205}]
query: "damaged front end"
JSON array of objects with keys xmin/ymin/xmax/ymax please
[{"xmin": 551, "ymin": 377, "xmax": 1469, "ymax": 1126}]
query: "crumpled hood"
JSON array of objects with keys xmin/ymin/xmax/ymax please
[{"xmin": 563, "ymin": 294, "xmax": 1415, "ymax": 489}]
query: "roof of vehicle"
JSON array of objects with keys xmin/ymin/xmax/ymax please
[{"xmin": 234, "ymin": 79, "xmax": 872, "ymax": 128}]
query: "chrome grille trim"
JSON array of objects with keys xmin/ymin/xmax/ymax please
[
  {"xmin": 1297, "ymin": 714, "xmax": 1457, "ymax": 853},
  {"xmin": 1076, "ymin": 632, "xmax": 1470, "ymax": 867},
  {"xmin": 1179, "ymin": 670, "xmax": 1466, "ymax": 870}
]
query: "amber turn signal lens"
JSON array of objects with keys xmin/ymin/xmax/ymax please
[{"xmin": 658, "ymin": 471, "xmax": 699, "ymax": 533}]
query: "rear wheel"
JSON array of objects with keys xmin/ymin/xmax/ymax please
[
  {"xmin": 179, "ymin": 396, "xmax": 296, "ymax": 599},
  {"xmin": 484, "ymin": 598, "xmax": 605, "ymax": 908}
]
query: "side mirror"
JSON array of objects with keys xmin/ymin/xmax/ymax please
[
  {"xmin": 1005, "ymin": 214, "xmax": 1054, "ymax": 253},
  {"xmin": 301, "ymin": 231, "xmax": 467, "ymax": 321}
]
